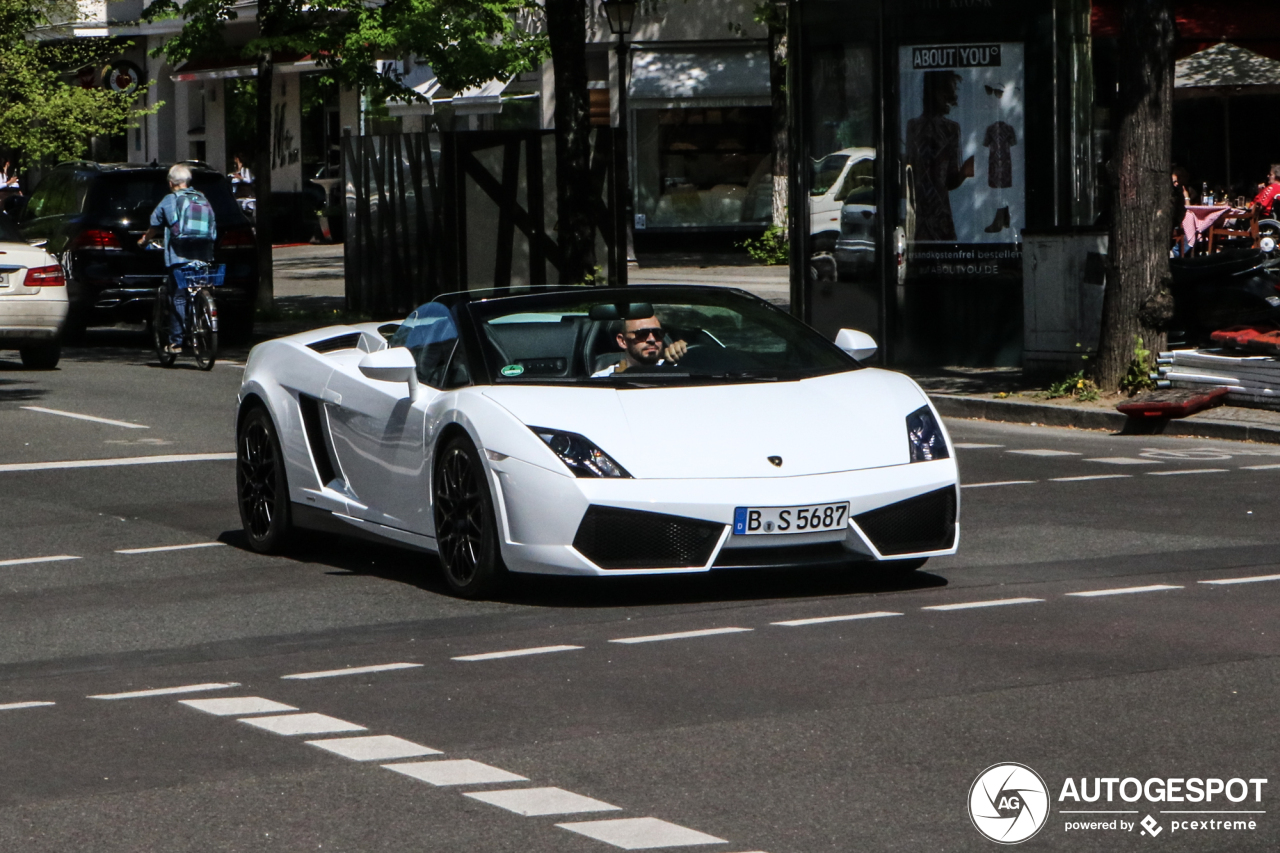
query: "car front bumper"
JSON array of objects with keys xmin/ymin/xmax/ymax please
[{"xmin": 488, "ymin": 456, "xmax": 960, "ymax": 576}]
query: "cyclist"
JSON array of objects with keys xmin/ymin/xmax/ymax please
[{"xmin": 137, "ymin": 164, "xmax": 217, "ymax": 354}]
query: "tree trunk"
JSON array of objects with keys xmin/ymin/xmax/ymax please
[
  {"xmin": 254, "ymin": 51, "xmax": 275, "ymax": 313},
  {"xmin": 769, "ymin": 20, "xmax": 788, "ymax": 236},
  {"xmin": 1093, "ymin": 0, "xmax": 1176, "ymax": 390},
  {"xmin": 544, "ymin": 0, "xmax": 595, "ymax": 284}
]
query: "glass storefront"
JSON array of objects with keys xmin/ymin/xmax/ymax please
[
  {"xmin": 795, "ymin": 0, "xmax": 1092, "ymax": 367},
  {"xmin": 633, "ymin": 106, "xmax": 773, "ymax": 230}
]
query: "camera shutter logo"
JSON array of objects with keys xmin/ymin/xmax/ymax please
[{"xmin": 968, "ymin": 763, "xmax": 1050, "ymax": 844}]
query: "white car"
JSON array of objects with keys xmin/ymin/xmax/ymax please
[
  {"xmin": 0, "ymin": 216, "xmax": 67, "ymax": 369},
  {"xmin": 236, "ymin": 286, "xmax": 959, "ymax": 598},
  {"xmin": 810, "ymin": 147, "xmax": 875, "ymax": 246}
]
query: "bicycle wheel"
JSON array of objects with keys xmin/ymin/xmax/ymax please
[
  {"xmin": 153, "ymin": 287, "xmax": 177, "ymax": 367},
  {"xmin": 191, "ymin": 289, "xmax": 218, "ymax": 371}
]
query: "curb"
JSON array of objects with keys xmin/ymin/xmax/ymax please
[{"xmin": 929, "ymin": 394, "xmax": 1280, "ymax": 445}]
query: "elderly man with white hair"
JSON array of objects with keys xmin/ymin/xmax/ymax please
[{"xmin": 137, "ymin": 164, "xmax": 218, "ymax": 354}]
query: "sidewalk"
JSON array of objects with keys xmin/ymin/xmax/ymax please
[
  {"xmin": 914, "ymin": 366, "xmax": 1280, "ymax": 445},
  {"xmin": 270, "ymin": 244, "xmax": 790, "ymax": 308}
]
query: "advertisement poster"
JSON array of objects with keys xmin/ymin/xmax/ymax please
[{"xmin": 899, "ymin": 42, "xmax": 1025, "ymax": 277}]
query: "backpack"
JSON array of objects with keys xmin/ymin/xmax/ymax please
[{"xmin": 170, "ymin": 188, "xmax": 216, "ymax": 243}]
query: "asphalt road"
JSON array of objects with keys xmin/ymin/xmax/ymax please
[{"xmin": 1, "ymin": 339, "xmax": 1278, "ymax": 852}]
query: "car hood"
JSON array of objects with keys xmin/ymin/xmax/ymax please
[{"xmin": 481, "ymin": 369, "xmax": 930, "ymax": 479}]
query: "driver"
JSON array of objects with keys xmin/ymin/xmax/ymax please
[{"xmin": 592, "ymin": 316, "xmax": 688, "ymax": 376}]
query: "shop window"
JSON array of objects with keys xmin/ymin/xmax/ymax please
[{"xmin": 633, "ymin": 107, "xmax": 773, "ymax": 229}]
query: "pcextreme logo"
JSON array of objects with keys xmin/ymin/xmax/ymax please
[
  {"xmin": 969, "ymin": 764, "xmax": 1269, "ymax": 844},
  {"xmin": 969, "ymin": 763, "xmax": 1050, "ymax": 844}
]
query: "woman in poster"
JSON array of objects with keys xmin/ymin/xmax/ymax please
[{"xmin": 905, "ymin": 70, "xmax": 974, "ymax": 241}]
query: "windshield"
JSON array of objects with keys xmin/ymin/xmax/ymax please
[
  {"xmin": 467, "ymin": 288, "xmax": 859, "ymax": 386},
  {"xmin": 85, "ymin": 172, "xmax": 246, "ymax": 225},
  {"xmin": 810, "ymin": 154, "xmax": 849, "ymax": 197}
]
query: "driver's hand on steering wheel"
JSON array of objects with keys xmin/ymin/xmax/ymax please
[{"xmin": 664, "ymin": 340, "xmax": 688, "ymax": 362}]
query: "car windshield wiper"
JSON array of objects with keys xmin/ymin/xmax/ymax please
[{"xmin": 686, "ymin": 372, "xmax": 779, "ymax": 382}]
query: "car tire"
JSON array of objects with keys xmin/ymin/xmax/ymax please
[
  {"xmin": 433, "ymin": 434, "xmax": 507, "ymax": 600},
  {"xmin": 19, "ymin": 343, "xmax": 60, "ymax": 370},
  {"xmin": 237, "ymin": 405, "xmax": 293, "ymax": 554}
]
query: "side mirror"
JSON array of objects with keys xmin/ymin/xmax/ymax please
[
  {"xmin": 835, "ymin": 328, "xmax": 877, "ymax": 362},
  {"xmin": 359, "ymin": 346, "xmax": 419, "ymax": 397}
]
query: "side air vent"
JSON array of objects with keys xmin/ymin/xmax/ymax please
[
  {"xmin": 297, "ymin": 394, "xmax": 338, "ymax": 485},
  {"xmin": 853, "ymin": 486, "xmax": 957, "ymax": 556},
  {"xmin": 308, "ymin": 333, "xmax": 361, "ymax": 354},
  {"xmin": 573, "ymin": 506, "xmax": 724, "ymax": 570}
]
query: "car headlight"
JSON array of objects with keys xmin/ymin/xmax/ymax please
[
  {"xmin": 906, "ymin": 405, "xmax": 949, "ymax": 462},
  {"xmin": 531, "ymin": 427, "xmax": 631, "ymax": 478}
]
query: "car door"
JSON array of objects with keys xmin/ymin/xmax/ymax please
[{"xmin": 323, "ymin": 304, "xmax": 461, "ymax": 536}]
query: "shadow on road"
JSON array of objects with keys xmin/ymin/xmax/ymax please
[{"xmin": 217, "ymin": 527, "xmax": 948, "ymax": 608}]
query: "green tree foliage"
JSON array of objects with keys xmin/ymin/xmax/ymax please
[
  {"xmin": 0, "ymin": 0, "xmax": 155, "ymax": 163},
  {"xmin": 145, "ymin": 0, "xmax": 546, "ymax": 96}
]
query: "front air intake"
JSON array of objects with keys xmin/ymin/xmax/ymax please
[
  {"xmin": 573, "ymin": 506, "xmax": 724, "ymax": 570},
  {"xmin": 853, "ymin": 487, "xmax": 957, "ymax": 556}
]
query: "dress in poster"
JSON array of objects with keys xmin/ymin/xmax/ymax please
[{"xmin": 900, "ymin": 43, "xmax": 1025, "ymax": 274}]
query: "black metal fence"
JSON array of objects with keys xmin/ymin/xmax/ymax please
[{"xmin": 343, "ymin": 129, "xmax": 616, "ymax": 317}]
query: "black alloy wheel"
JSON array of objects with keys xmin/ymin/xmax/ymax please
[
  {"xmin": 237, "ymin": 405, "xmax": 293, "ymax": 553},
  {"xmin": 433, "ymin": 435, "xmax": 507, "ymax": 599},
  {"xmin": 152, "ymin": 287, "xmax": 176, "ymax": 367},
  {"xmin": 191, "ymin": 290, "xmax": 218, "ymax": 371}
]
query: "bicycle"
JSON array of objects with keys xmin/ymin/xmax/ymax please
[{"xmin": 153, "ymin": 262, "xmax": 224, "ymax": 371}]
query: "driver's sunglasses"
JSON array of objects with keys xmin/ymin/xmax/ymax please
[{"xmin": 626, "ymin": 327, "xmax": 664, "ymax": 341}]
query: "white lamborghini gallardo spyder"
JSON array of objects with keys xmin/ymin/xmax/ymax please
[{"xmin": 236, "ymin": 285, "xmax": 959, "ymax": 598}]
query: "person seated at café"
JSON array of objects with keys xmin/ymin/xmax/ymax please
[{"xmin": 1253, "ymin": 164, "xmax": 1280, "ymax": 216}]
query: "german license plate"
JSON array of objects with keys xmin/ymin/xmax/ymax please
[{"xmin": 733, "ymin": 502, "xmax": 850, "ymax": 535}]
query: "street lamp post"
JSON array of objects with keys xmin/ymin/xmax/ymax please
[{"xmin": 600, "ymin": 0, "xmax": 636, "ymax": 286}]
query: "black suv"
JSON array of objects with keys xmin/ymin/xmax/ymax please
[{"xmin": 16, "ymin": 161, "xmax": 258, "ymax": 340}]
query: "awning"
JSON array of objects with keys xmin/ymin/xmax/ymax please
[
  {"xmin": 170, "ymin": 52, "xmax": 309, "ymax": 82},
  {"xmin": 387, "ymin": 70, "xmax": 516, "ymax": 116},
  {"xmin": 628, "ymin": 47, "xmax": 770, "ymax": 109},
  {"xmin": 1175, "ymin": 42, "xmax": 1280, "ymax": 97}
]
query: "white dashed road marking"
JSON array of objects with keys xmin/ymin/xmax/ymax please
[
  {"xmin": 90, "ymin": 682, "xmax": 240, "ymax": 700},
  {"xmin": 961, "ymin": 480, "xmax": 1035, "ymax": 489},
  {"xmin": 1147, "ymin": 469, "xmax": 1228, "ymax": 476},
  {"xmin": 557, "ymin": 817, "xmax": 728, "ymax": 849},
  {"xmin": 954, "ymin": 443, "xmax": 1004, "ymax": 449},
  {"xmin": 383, "ymin": 759, "xmax": 528, "ymax": 787},
  {"xmin": 306, "ymin": 735, "xmax": 441, "ymax": 761},
  {"xmin": 1051, "ymin": 474, "xmax": 1132, "ymax": 482},
  {"xmin": 464, "ymin": 787, "xmax": 622, "ymax": 817},
  {"xmin": 923, "ymin": 598, "xmax": 1044, "ymax": 611},
  {"xmin": 1200, "ymin": 574, "xmax": 1280, "ymax": 586},
  {"xmin": 1007, "ymin": 449, "xmax": 1081, "ymax": 457},
  {"xmin": 282, "ymin": 662, "xmax": 423, "ymax": 679},
  {"xmin": 0, "ymin": 555, "xmax": 80, "ymax": 567},
  {"xmin": 0, "ymin": 453, "xmax": 236, "ymax": 474},
  {"xmin": 610, "ymin": 627, "xmax": 752, "ymax": 644},
  {"xmin": 0, "ymin": 701, "xmax": 55, "ymax": 710},
  {"xmin": 180, "ymin": 696, "xmax": 297, "ymax": 715},
  {"xmin": 20, "ymin": 406, "xmax": 148, "ymax": 429},
  {"xmin": 1086, "ymin": 457, "xmax": 1162, "ymax": 465},
  {"xmin": 771, "ymin": 611, "xmax": 903, "ymax": 627},
  {"xmin": 1066, "ymin": 585, "xmax": 1183, "ymax": 597},
  {"xmin": 453, "ymin": 645, "xmax": 584, "ymax": 662},
  {"xmin": 1242, "ymin": 464, "xmax": 1280, "ymax": 471},
  {"xmin": 115, "ymin": 542, "xmax": 227, "ymax": 554},
  {"xmin": 240, "ymin": 713, "xmax": 367, "ymax": 736}
]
